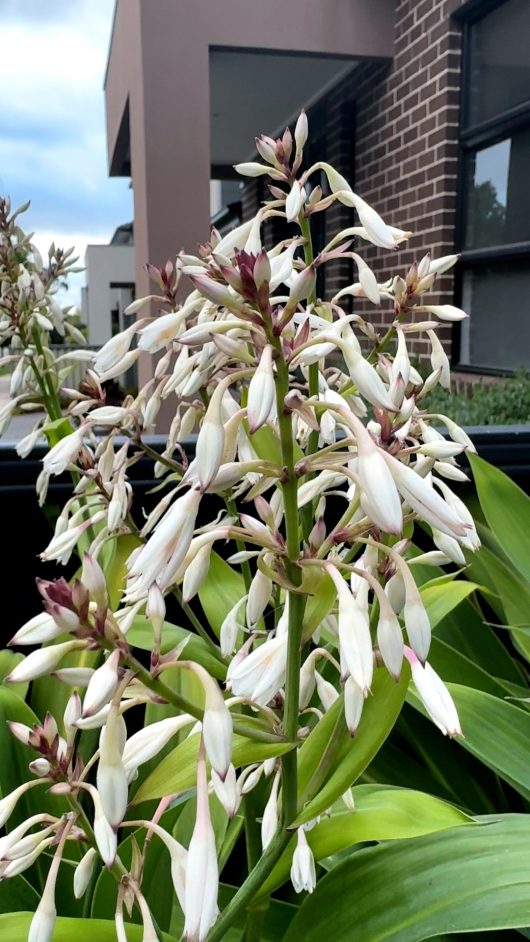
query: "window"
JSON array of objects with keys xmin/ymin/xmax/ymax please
[{"xmin": 456, "ymin": 0, "xmax": 530, "ymax": 371}]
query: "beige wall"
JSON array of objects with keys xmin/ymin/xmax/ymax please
[{"xmin": 105, "ymin": 0, "xmax": 395, "ymax": 298}]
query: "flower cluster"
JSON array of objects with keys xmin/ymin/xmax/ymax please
[
  {"xmin": 0, "ymin": 197, "xmax": 93, "ymax": 445},
  {"xmin": 3, "ymin": 114, "xmax": 477, "ymax": 942}
]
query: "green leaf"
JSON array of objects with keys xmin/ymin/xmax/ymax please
[
  {"xmin": 0, "ymin": 651, "xmax": 28, "ymax": 700},
  {"xmin": 469, "ymin": 453, "xmax": 530, "ymax": 582},
  {"xmin": 420, "ymin": 579, "xmax": 480, "ymax": 629},
  {"xmin": 435, "ymin": 598, "xmax": 525, "ymax": 684},
  {"xmin": 427, "ymin": 636, "xmax": 520, "ymax": 701},
  {"xmin": 198, "ymin": 551, "xmax": 245, "ymax": 636},
  {"xmin": 410, "ymin": 683, "xmax": 530, "ymax": 800},
  {"xmin": 0, "ymin": 876, "xmax": 39, "ymax": 915},
  {"xmin": 302, "ymin": 572, "xmax": 336, "ymax": 641},
  {"xmin": 464, "ymin": 544, "xmax": 530, "ymax": 660},
  {"xmin": 283, "ymin": 815, "xmax": 530, "ymax": 942},
  {"xmin": 258, "ymin": 785, "xmax": 471, "ymax": 897},
  {"xmin": 128, "ymin": 616, "xmax": 226, "ymax": 679},
  {"xmin": 294, "ymin": 666, "xmax": 409, "ymax": 825},
  {"xmin": 0, "ymin": 913, "xmax": 173, "ymax": 941},
  {"xmin": 132, "ymin": 732, "xmax": 294, "ymax": 804}
]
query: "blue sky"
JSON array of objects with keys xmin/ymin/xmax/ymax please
[{"xmin": 0, "ymin": 0, "xmax": 132, "ymax": 306}]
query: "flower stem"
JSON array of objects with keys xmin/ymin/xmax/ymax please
[{"xmin": 206, "ymin": 830, "xmax": 291, "ymax": 942}]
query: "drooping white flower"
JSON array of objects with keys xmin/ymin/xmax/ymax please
[
  {"xmin": 290, "ymin": 827, "xmax": 316, "ymax": 894},
  {"xmin": 5, "ymin": 640, "xmax": 84, "ymax": 685},
  {"xmin": 126, "ymin": 487, "xmax": 202, "ymax": 596},
  {"xmin": 82, "ymin": 650, "xmax": 121, "ymax": 718},
  {"xmin": 183, "ymin": 745, "xmax": 219, "ymax": 942},
  {"xmin": 404, "ymin": 646, "xmax": 461, "ymax": 737},
  {"xmin": 261, "ymin": 770, "xmax": 281, "ymax": 851},
  {"xmin": 247, "ymin": 345, "xmax": 276, "ymax": 433},
  {"xmin": 42, "ymin": 426, "xmax": 86, "ymax": 476},
  {"xmin": 227, "ymin": 634, "xmax": 288, "ymax": 706},
  {"xmin": 326, "ymin": 565, "xmax": 373, "ymax": 695}
]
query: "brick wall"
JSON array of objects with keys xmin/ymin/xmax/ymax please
[
  {"xmin": 353, "ymin": 0, "xmax": 466, "ymax": 360},
  {"xmin": 241, "ymin": 0, "xmax": 467, "ymax": 361}
]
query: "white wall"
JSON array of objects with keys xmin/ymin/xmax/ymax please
[{"xmin": 83, "ymin": 244, "xmax": 135, "ymax": 345}]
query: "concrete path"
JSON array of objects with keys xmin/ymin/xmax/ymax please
[{"xmin": 0, "ymin": 374, "xmax": 46, "ymax": 443}]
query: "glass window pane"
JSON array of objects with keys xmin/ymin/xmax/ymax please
[
  {"xmin": 468, "ymin": 0, "xmax": 530, "ymax": 127},
  {"xmin": 464, "ymin": 126, "xmax": 530, "ymax": 248},
  {"xmin": 459, "ymin": 262, "xmax": 530, "ymax": 369}
]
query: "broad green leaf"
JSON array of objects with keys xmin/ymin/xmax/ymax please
[
  {"xmin": 420, "ymin": 579, "xmax": 480, "ymax": 629},
  {"xmin": 302, "ymin": 572, "xmax": 336, "ymax": 641},
  {"xmin": 469, "ymin": 453, "xmax": 530, "ymax": 582},
  {"xmin": 133, "ymin": 732, "xmax": 294, "ymax": 803},
  {"xmin": 128, "ymin": 616, "xmax": 226, "ymax": 679},
  {"xmin": 295, "ymin": 666, "xmax": 409, "ymax": 825},
  {"xmin": 427, "ymin": 636, "xmax": 518, "ymax": 701},
  {"xmin": 198, "ymin": 551, "xmax": 245, "ymax": 636},
  {"xmin": 435, "ymin": 598, "xmax": 525, "ymax": 684},
  {"xmin": 0, "ymin": 913, "xmax": 173, "ymax": 942},
  {"xmin": 387, "ymin": 706, "xmax": 507, "ymax": 814},
  {"xmin": 258, "ymin": 786, "xmax": 471, "ymax": 897},
  {"xmin": 100, "ymin": 533, "xmax": 141, "ymax": 609},
  {"xmin": 0, "ymin": 650, "xmax": 28, "ymax": 700},
  {"xmin": 410, "ymin": 683, "xmax": 530, "ymax": 800},
  {"xmin": 283, "ymin": 815, "xmax": 530, "ymax": 942},
  {"xmin": 464, "ymin": 544, "xmax": 530, "ymax": 661},
  {"xmin": 0, "ymin": 875, "xmax": 38, "ymax": 915}
]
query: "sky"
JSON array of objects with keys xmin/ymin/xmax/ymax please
[{"xmin": 0, "ymin": 0, "xmax": 132, "ymax": 307}]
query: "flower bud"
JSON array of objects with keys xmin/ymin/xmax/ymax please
[
  {"xmin": 82, "ymin": 650, "xmax": 121, "ymax": 718},
  {"xmin": 246, "ymin": 570, "xmax": 273, "ymax": 627},
  {"xmin": 5, "ymin": 640, "xmax": 84, "ymax": 685},
  {"xmin": 247, "ymin": 345, "xmax": 275, "ymax": 433},
  {"xmin": 344, "ymin": 676, "xmax": 364, "ymax": 735},
  {"xmin": 261, "ymin": 770, "xmax": 281, "ymax": 851},
  {"xmin": 73, "ymin": 847, "xmax": 98, "ymax": 899}
]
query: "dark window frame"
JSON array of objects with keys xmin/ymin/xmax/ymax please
[{"xmin": 452, "ymin": 0, "xmax": 530, "ymax": 374}]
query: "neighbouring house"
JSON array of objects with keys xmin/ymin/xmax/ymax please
[
  {"xmin": 81, "ymin": 222, "xmax": 135, "ymax": 345},
  {"xmin": 104, "ymin": 0, "xmax": 530, "ymax": 383}
]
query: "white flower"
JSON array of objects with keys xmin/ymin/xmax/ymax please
[
  {"xmin": 126, "ymin": 487, "xmax": 202, "ymax": 596},
  {"xmin": 227, "ymin": 634, "xmax": 287, "ymax": 706},
  {"xmin": 96, "ymin": 708, "xmax": 128, "ymax": 828},
  {"xmin": 82, "ymin": 650, "xmax": 121, "ymax": 718},
  {"xmin": 290, "ymin": 827, "xmax": 316, "ymax": 894},
  {"xmin": 42, "ymin": 426, "xmax": 85, "ymax": 476},
  {"xmin": 326, "ymin": 566, "xmax": 373, "ymax": 695},
  {"xmin": 405, "ymin": 646, "xmax": 461, "ymax": 737},
  {"xmin": 73, "ymin": 848, "xmax": 98, "ymax": 899},
  {"xmin": 261, "ymin": 770, "xmax": 281, "ymax": 851},
  {"xmin": 93, "ymin": 322, "xmax": 137, "ymax": 373},
  {"xmin": 184, "ymin": 747, "xmax": 219, "ymax": 942},
  {"xmin": 247, "ymin": 345, "xmax": 276, "ymax": 433},
  {"xmin": 5, "ymin": 640, "xmax": 84, "ymax": 684}
]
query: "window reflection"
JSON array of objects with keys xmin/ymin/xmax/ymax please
[
  {"xmin": 468, "ymin": 0, "xmax": 530, "ymax": 127},
  {"xmin": 465, "ymin": 128, "xmax": 530, "ymax": 249},
  {"xmin": 460, "ymin": 263, "xmax": 530, "ymax": 370}
]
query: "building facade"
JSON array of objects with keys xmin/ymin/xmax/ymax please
[{"xmin": 104, "ymin": 0, "xmax": 530, "ymax": 376}]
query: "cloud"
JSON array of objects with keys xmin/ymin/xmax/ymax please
[{"xmin": 0, "ymin": 0, "xmax": 131, "ymax": 313}]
